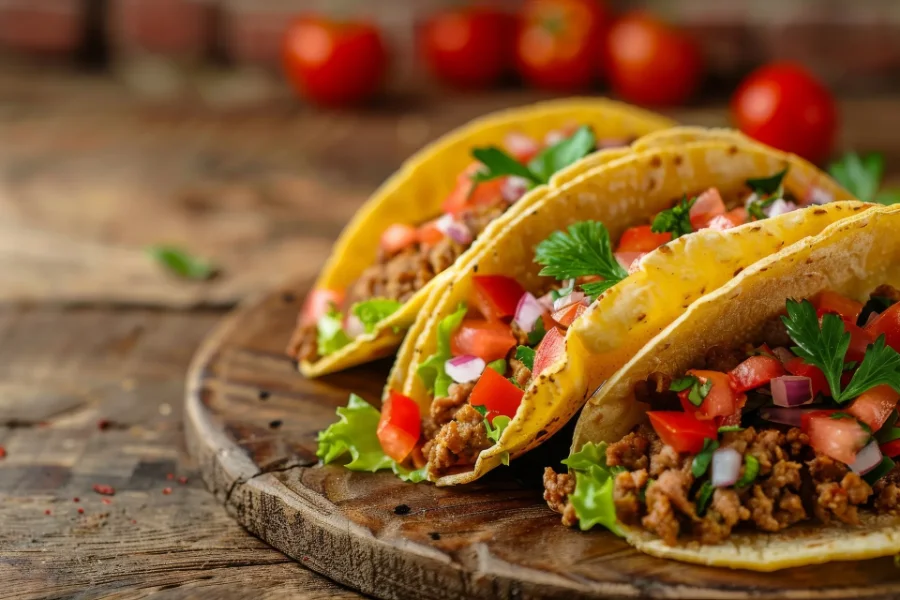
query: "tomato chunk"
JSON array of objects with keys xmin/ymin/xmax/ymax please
[
  {"xmin": 881, "ymin": 439, "xmax": 900, "ymax": 458},
  {"xmin": 472, "ymin": 275, "xmax": 526, "ymax": 321},
  {"xmin": 377, "ymin": 391, "xmax": 421, "ymax": 462},
  {"xmin": 616, "ymin": 225, "xmax": 672, "ymax": 253},
  {"xmin": 301, "ymin": 288, "xmax": 344, "ymax": 326},
  {"xmin": 689, "ymin": 188, "xmax": 726, "ymax": 230},
  {"xmin": 784, "ymin": 357, "xmax": 831, "ymax": 398},
  {"xmin": 847, "ymin": 384, "xmax": 900, "ymax": 432},
  {"xmin": 803, "ymin": 411, "xmax": 870, "ymax": 464},
  {"xmin": 866, "ymin": 302, "xmax": 900, "ymax": 353},
  {"xmin": 846, "ymin": 322, "xmax": 876, "ymax": 363},
  {"xmin": 677, "ymin": 370, "xmax": 743, "ymax": 421},
  {"xmin": 417, "ymin": 219, "xmax": 445, "ymax": 246},
  {"xmin": 615, "ymin": 251, "xmax": 646, "ymax": 272},
  {"xmin": 469, "ymin": 368, "xmax": 524, "ymax": 420},
  {"xmin": 551, "ymin": 302, "xmax": 586, "ymax": 328},
  {"xmin": 706, "ymin": 207, "xmax": 747, "ymax": 231},
  {"xmin": 533, "ymin": 326, "xmax": 566, "ymax": 376},
  {"xmin": 442, "ymin": 163, "xmax": 505, "ymax": 215},
  {"xmin": 729, "ymin": 355, "xmax": 786, "ymax": 393},
  {"xmin": 647, "ymin": 411, "xmax": 718, "ymax": 454},
  {"xmin": 812, "ymin": 290, "xmax": 863, "ymax": 324},
  {"xmin": 380, "ymin": 223, "xmax": 418, "ymax": 255},
  {"xmin": 450, "ymin": 319, "xmax": 516, "ymax": 363}
]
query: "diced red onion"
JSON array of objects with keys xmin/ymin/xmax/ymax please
[
  {"xmin": 711, "ymin": 447, "xmax": 742, "ymax": 488},
  {"xmin": 515, "ymin": 292, "xmax": 545, "ymax": 334},
  {"xmin": 806, "ymin": 186, "xmax": 833, "ymax": 206},
  {"xmin": 553, "ymin": 290, "xmax": 585, "ymax": 312},
  {"xmin": 504, "ymin": 132, "xmax": 539, "ymax": 158},
  {"xmin": 435, "ymin": 214, "xmax": 472, "ymax": 245},
  {"xmin": 615, "ymin": 251, "xmax": 644, "ymax": 272},
  {"xmin": 866, "ymin": 311, "xmax": 880, "ymax": 327},
  {"xmin": 544, "ymin": 129, "xmax": 567, "ymax": 146},
  {"xmin": 850, "ymin": 440, "xmax": 883, "ymax": 475},
  {"xmin": 764, "ymin": 199, "xmax": 799, "ymax": 218},
  {"xmin": 445, "ymin": 355, "xmax": 485, "ymax": 384},
  {"xmin": 536, "ymin": 292, "xmax": 555, "ymax": 312},
  {"xmin": 771, "ymin": 376, "xmax": 814, "ymax": 407},
  {"xmin": 772, "ymin": 346, "xmax": 795, "ymax": 364},
  {"xmin": 760, "ymin": 407, "xmax": 819, "ymax": 427},
  {"xmin": 344, "ymin": 314, "xmax": 365, "ymax": 338},
  {"xmin": 502, "ymin": 176, "xmax": 530, "ymax": 202}
]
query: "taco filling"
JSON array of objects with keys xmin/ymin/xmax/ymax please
[
  {"xmin": 289, "ymin": 125, "xmax": 629, "ymax": 364},
  {"xmin": 545, "ymin": 288, "xmax": 900, "ymax": 545}
]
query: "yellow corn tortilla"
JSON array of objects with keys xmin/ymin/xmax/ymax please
[
  {"xmin": 398, "ymin": 132, "xmax": 858, "ymax": 486},
  {"xmin": 571, "ymin": 204, "xmax": 900, "ymax": 570},
  {"xmin": 297, "ymin": 98, "xmax": 676, "ymax": 377}
]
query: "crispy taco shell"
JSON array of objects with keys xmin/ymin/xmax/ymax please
[
  {"xmin": 296, "ymin": 99, "xmax": 675, "ymax": 377},
  {"xmin": 572, "ymin": 204, "xmax": 900, "ymax": 571},
  {"xmin": 398, "ymin": 130, "xmax": 858, "ymax": 486}
]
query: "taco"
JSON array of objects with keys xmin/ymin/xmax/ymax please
[
  {"xmin": 287, "ymin": 98, "xmax": 675, "ymax": 378},
  {"xmin": 316, "ymin": 129, "xmax": 860, "ymax": 486},
  {"xmin": 546, "ymin": 203, "xmax": 900, "ymax": 571}
]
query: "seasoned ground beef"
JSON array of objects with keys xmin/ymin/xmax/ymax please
[
  {"xmin": 614, "ymin": 470, "xmax": 648, "ymax": 525},
  {"xmin": 426, "ymin": 404, "xmax": 492, "ymax": 478},
  {"xmin": 543, "ymin": 468, "xmax": 578, "ymax": 527},
  {"xmin": 814, "ymin": 473, "xmax": 871, "ymax": 525},
  {"xmin": 288, "ymin": 322, "xmax": 319, "ymax": 363},
  {"xmin": 424, "ymin": 382, "xmax": 475, "ymax": 438},
  {"xmin": 694, "ymin": 488, "xmax": 748, "ymax": 544},
  {"xmin": 703, "ymin": 345, "xmax": 746, "ymax": 372},
  {"xmin": 606, "ymin": 431, "xmax": 650, "ymax": 471},
  {"xmin": 509, "ymin": 358, "xmax": 532, "ymax": 389},
  {"xmin": 633, "ymin": 372, "xmax": 680, "ymax": 410},
  {"xmin": 460, "ymin": 198, "xmax": 508, "ymax": 238}
]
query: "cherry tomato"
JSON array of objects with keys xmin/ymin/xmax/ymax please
[
  {"xmin": 377, "ymin": 391, "xmax": 421, "ymax": 462},
  {"xmin": 301, "ymin": 288, "xmax": 344, "ymax": 326},
  {"xmin": 803, "ymin": 411, "xmax": 869, "ymax": 464},
  {"xmin": 515, "ymin": 0, "xmax": 610, "ymax": 91},
  {"xmin": 551, "ymin": 302, "xmax": 586, "ymax": 328},
  {"xmin": 784, "ymin": 357, "xmax": 831, "ymax": 399},
  {"xmin": 689, "ymin": 188, "xmax": 726, "ymax": 230},
  {"xmin": 420, "ymin": 7, "xmax": 512, "ymax": 89},
  {"xmin": 812, "ymin": 290, "xmax": 863, "ymax": 324},
  {"xmin": 731, "ymin": 62, "xmax": 837, "ymax": 163},
  {"xmin": 866, "ymin": 302, "xmax": 900, "ymax": 353},
  {"xmin": 533, "ymin": 326, "xmax": 566, "ymax": 375},
  {"xmin": 441, "ymin": 163, "xmax": 505, "ymax": 216},
  {"xmin": 473, "ymin": 275, "xmax": 526, "ymax": 321},
  {"xmin": 469, "ymin": 368, "xmax": 524, "ymax": 419},
  {"xmin": 605, "ymin": 11, "xmax": 703, "ymax": 106},
  {"xmin": 451, "ymin": 319, "xmax": 517, "ymax": 363},
  {"xmin": 647, "ymin": 411, "xmax": 717, "ymax": 454},
  {"xmin": 729, "ymin": 356, "xmax": 786, "ymax": 393},
  {"xmin": 283, "ymin": 16, "xmax": 388, "ymax": 107},
  {"xmin": 847, "ymin": 385, "xmax": 900, "ymax": 432},
  {"xmin": 678, "ymin": 370, "xmax": 742, "ymax": 421},
  {"xmin": 617, "ymin": 225, "xmax": 672, "ymax": 253},
  {"xmin": 380, "ymin": 224, "xmax": 418, "ymax": 255}
]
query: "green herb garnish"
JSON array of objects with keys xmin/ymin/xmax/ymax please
[
  {"xmin": 550, "ymin": 280, "xmax": 575, "ymax": 301},
  {"xmin": 691, "ymin": 439, "xmax": 719, "ymax": 478},
  {"xmin": 695, "ymin": 481, "xmax": 715, "ymax": 516},
  {"xmin": 865, "ymin": 456, "xmax": 897, "ymax": 486},
  {"xmin": 351, "ymin": 299, "xmax": 403, "ymax": 334},
  {"xmin": 670, "ymin": 374, "xmax": 711, "ymax": 407},
  {"xmin": 147, "ymin": 245, "xmax": 216, "ymax": 280},
  {"xmin": 735, "ymin": 454, "xmax": 759, "ymax": 488},
  {"xmin": 718, "ymin": 425, "xmax": 745, "ymax": 433},
  {"xmin": 828, "ymin": 152, "xmax": 900, "ymax": 205},
  {"xmin": 745, "ymin": 168, "xmax": 788, "ymax": 221},
  {"xmin": 317, "ymin": 304, "xmax": 352, "ymax": 357},
  {"xmin": 485, "ymin": 415, "xmax": 511, "ymax": 443},
  {"xmin": 562, "ymin": 442, "xmax": 624, "ymax": 535},
  {"xmin": 417, "ymin": 304, "xmax": 467, "ymax": 397},
  {"xmin": 487, "ymin": 359, "xmax": 507, "ymax": 375},
  {"xmin": 535, "ymin": 221, "xmax": 628, "ymax": 300},
  {"xmin": 515, "ymin": 346, "xmax": 535, "ymax": 371},
  {"xmin": 651, "ymin": 195, "xmax": 695, "ymax": 239}
]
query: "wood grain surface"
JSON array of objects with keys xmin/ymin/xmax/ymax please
[{"xmin": 186, "ymin": 281, "xmax": 900, "ymax": 600}]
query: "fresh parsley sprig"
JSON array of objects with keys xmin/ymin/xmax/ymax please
[
  {"xmin": 828, "ymin": 152, "xmax": 900, "ymax": 205},
  {"xmin": 472, "ymin": 126, "xmax": 596, "ymax": 188},
  {"xmin": 670, "ymin": 374, "xmax": 712, "ymax": 406},
  {"xmin": 534, "ymin": 221, "xmax": 628, "ymax": 300},
  {"xmin": 745, "ymin": 168, "xmax": 788, "ymax": 221},
  {"xmin": 651, "ymin": 195, "xmax": 695, "ymax": 238}
]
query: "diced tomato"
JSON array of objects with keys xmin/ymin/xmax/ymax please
[
  {"xmin": 866, "ymin": 302, "xmax": 900, "ymax": 353},
  {"xmin": 533, "ymin": 326, "xmax": 566, "ymax": 376},
  {"xmin": 472, "ymin": 275, "xmax": 526, "ymax": 321},
  {"xmin": 469, "ymin": 367, "xmax": 524, "ymax": 419},
  {"xmin": 442, "ymin": 163, "xmax": 505, "ymax": 215},
  {"xmin": 706, "ymin": 207, "xmax": 747, "ymax": 231},
  {"xmin": 377, "ymin": 391, "xmax": 421, "ymax": 462},
  {"xmin": 450, "ymin": 319, "xmax": 516, "ymax": 363},
  {"xmin": 417, "ymin": 219, "xmax": 445, "ymax": 246},
  {"xmin": 812, "ymin": 290, "xmax": 863, "ymax": 324},
  {"xmin": 504, "ymin": 131, "xmax": 541, "ymax": 163},
  {"xmin": 800, "ymin": 408, "xmax": 839, "ymax": 431},
  {"xmin": 729, "ymin": 355, "xmax": 786, "ymax": 393},
  {"xmin": 615, "ymin": 251, "xmax": 646, "ymax": 272},
  {"xmin": 803, "ymin": 411, "xmax": 870, "ymax": 464},
  {"xmin": 616, "ymin": 225, "xmax": 672, "ymax": 253},
  {"xmin": 647, "ymin": 411, "xmax": 718, "ymax": 454},
  {"xmin": 846, "ymin": 322, "xmax": 876, "ymax": 362},
  {"xmin": 551, "ymin": 302, "xmax": 586, "ymax": 328},
  {"xmin": 784, "ymin": 357, "xmax": 831, "ymax": 398},
  {"xmin": 847, "ymin": 384, "xmax": 900, "ymax": 432},
  {"xmin": 689, "ymin": 188, "xmax": 727, "ymax": 230},
  {"xmin": 677, "ymin": 370, "xmax": 743, "ymax": 421},
  {"xmin": 301, "ymin": 288, "xmax": 345, "ymax": 326},
  {"xmin": 881, "ymin": 439, "xmax": 900, "ymax": 458},
  {"xmin": 380, "ymin": 223, "xmax": 419, "ymax": 254}
]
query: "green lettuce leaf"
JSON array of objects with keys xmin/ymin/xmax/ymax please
[
  {"xmin": 485, "ymin": 415, "xmax": 511, "ymax": 443},
  {"xmin": 486, "ymin": 359, "xmax": 507, "ymax": 374},
  {"xmin": 316, "ymin": 394, "xmax": 394, "ymax": 472},
  {"xmin": 317, "ymin": 306, "xmax": 352, "ymax": 357},
  {"xmin": 561, "ymin": 442, "xmax": 624, "ymax": 536},
  {"xmin": 351, "ymin": 298, "xmax": 403, "ymax": 334},
  {"xmin": 417, "ymin": 304, "xmax": 467, "ymax": 397}
]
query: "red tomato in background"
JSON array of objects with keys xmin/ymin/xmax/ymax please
[
  {"xmin": 731, "ymin": 62, "xmax": 837, "ymax": 163},
  {"xmin": 377, "ymin": 391, "xmax": 421, "ymax": 462},
  {"xmin": 283, "ymin": 16, "xmax": 388, "ymax": 107},
  {"xmin": 420, "ymin": 7, "xmax": 513, "ymax": 89},
  {"xmin": 605, "ymin": 11, "xmax": 703, "ymax": 106},
  {"xmin": 300, "ymin": 288, "xmax": 344, "ymax": 326},
  {"xmin": 515, "ymin": 0, "xmax": 610, "ymax": 91}
]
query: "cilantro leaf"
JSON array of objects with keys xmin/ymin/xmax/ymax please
[
  {"xmin": 735, "ymin": 454, "xmax": 759, "ymax": 488},
  {"xmin": 841, "ymin": 335, "xmax": 900, "ymax": 401},
  {"xmin": 351, "ymin": 299, "xmax": 403, "ymax": 334},
  {"xmin": 695, "ymin": 481, "xmax": 715, "ymax": 515},
  {"xmin": 534, "ymin": 221, "xmax": 628, "ymax": 300},
  {"xmin": 747, "ymin": 195, "xmax": 779, "ymax": 221},
  {"xmin": 865, "ymin": 456, "xmax": 897, "ymax": 486},
  {"xmin": 485, "ymin": 415, "xmax": 511, "ymax": 443},
  {"xmin": 718, "ymin": 425, "xmax": 745, "ymax": 433},
  {"xmin": 691, "ymin": 439, "xmax": 719, "ymax": 477},
  {"xmin": 317, "ymin": 305, "xmax": 352, "ymax": 357},
  {"xmin": 472, "ymin": 147, "xmax": 541, "ymax": 186},
  {"xmin": 316, "ymin": 394, "xmax": 395, "ymax": 472},
  {"xmin": 828, "ymin": 152, "xmax": 883, "ymax": 202},
  {"xmin": 527, "ymin": 126, "xmax": 596, "ymax": 184},
  {"xmin": 651, "ymin": 196, "xmax": 695, "ymax": 239},
  {"xmin": 147, "ymin": 245, "xmax": 216, "ymax": 280},
  {"xmin": 875, "ymin": 190, "xmax": 900, "ymax": 206},
  {"xmin": 527, "ymin": 315, "xmax": 547, "ymax": 346},
  {"xmin": 670, "ymin": 375, "xmax": 696, "ymax": 392},
  {"xmin": 550, "ymin": 280, "xmax": 575, "ymax": 301},
  {"xmin": 670, "ymin": 374, "xmax": 711, "ymax": 406},
  {"xmin": 487, "ymin": 359, "xmax": 507, "ymax": 374},
  {"xmin": 473, "ymin": 404, "xmax": 488, "ymax": 417},
  {"xmin": 417, "ymin": 304, "xmax": 467, "ymax": 397},
  {"xmin": 515, "ymin": 345, "xmax": 535, "ymax": 371},
  {"xmin": 746, "ymin": 168, "xmax": 788, "ymax": 196},
  {"xmin": 781, "ymin": 299, "xmax": 848, "ymax": 400}
]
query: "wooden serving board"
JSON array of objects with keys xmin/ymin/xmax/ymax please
[{"xmin": 185, "ymin": 282, "xmax": 900, "ymax": 600}]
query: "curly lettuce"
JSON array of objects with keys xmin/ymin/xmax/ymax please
[
  {"xmin": 416, "ymin": 303, "xmax": 467, "ymax": 398},
  {"xmin": 560, "ymin": 442, "xmax": 624, "ymax": 535},
  {"xmin": 316, "ymin": 305, "xmax": 351, "ymax": 357},
  {"xmin": 351, "ymin": 298, "xmax": 403, "ymax": 334}
]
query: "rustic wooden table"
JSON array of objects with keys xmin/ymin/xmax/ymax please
[{"xmin": 2, "ymin": 67, "xmax": 899, "ymax": 599}]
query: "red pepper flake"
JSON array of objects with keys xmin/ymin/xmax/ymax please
[
  {"xmin": 92, "ymin": 484, "xmax": 115, "ymax": 496},
  {"xmin": 166, "ymin": 473, "xmax": 174, "ymax": 480},
  {"xmin": 0, "ymin": 446, "xmax": 6, "ymax": 459},
  {"xmin": 97, "ymin": 419, "xmax": 110, "ymax": 430},
  {"xmin": 162, "ymin": 487, "xmax": 172, "ymax": 495},
  {"xmin": 177, "ymin": 476, "xmax": 188, "ymax": 485},
  {"xmin": 73, "ymin": 497, "xmax": 80, "ymax": 503},
  {"xmin": 77, "ymin": 507, "xmax": 84, "ymax": 514},
  {"xmin": 101, "ymin": 498, "xmax": 112, "ymax": 505},
  {"xmin": 131, "ymin": 519, "xmax": 137, "ymax": 524},
  {"xmin": 44, "ymin": 509, "xmax": 51, "ymax": 515}
]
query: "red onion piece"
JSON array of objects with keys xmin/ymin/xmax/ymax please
[
  {"xmin": 344, "ymin": 314, "xmax": 365, "ymax": 338},
  {"xmin": 806, "ymin": 186, "xmax": 833, "ymax": 206},
  {"xmin": 866, "ymin": 311, "xmax": 880, "ymax": 327},
  {"xmin": 764, "ymin": 199, "xmax": 799, "ymax": 218},
  {"xmin": 504, "ymin": 132, "xmax": 539, "ymax": 158},
  {"xmin": 771, "ymin": 376, "xmax": 814, "ymax": 407},
  {"xmin": 772, "ymin": 346, "xmax": 795, "ymax": 364},
  {"xmin": 515, "ymin": 292, "xmax": 545, "ymax": 334},
  {"xmin": 502, "ymin": 176, "xmax": 530, "ymax": 202},
  {"xmin": 553, "ymin": 290, "xmax": 585, "ymax": 312},
  {"xmin": 445, "ymin": 355, "xmax": 486, "ymax": 384},
  {"xmin": 760, "ymin": 407, "xmax": 819, "ymax": 427},
  {"xmin": 544, "ymin": 129, "xmax": 567, "ymax": 146},
  {"xmin": 850, "ymin": 440, "xmax": 882, "ymax": 475},
  {"xmin": 536, "ymin": 292, "xmax": 555, "ymax": 312},
  {"xmin": 615, "ymin": 251, "xmax": 644, "ymax": 272},
  {"xmin": 711, "ymin": 447, "xmax": 742, "ymax": 487},
  {"xmin": 435, "ymin": 214, "xmax": 473, "ymax": 245}
]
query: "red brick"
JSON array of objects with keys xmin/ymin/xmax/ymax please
[{"xmin": 107, "ymin": 0, "xmax": 214, "ymax": 58}]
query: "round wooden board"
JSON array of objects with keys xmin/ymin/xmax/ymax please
[{"xmin": 185, "ymin": 282, "xmax": 900, "ymax": 600}]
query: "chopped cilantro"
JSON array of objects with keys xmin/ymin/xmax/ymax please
[
  {"xmin": 695, "ymin": 481, "xmax": 715, "ymax": 516},
  {"xmin": 865, "ymin": 456, "xmax": 897, "ymax": 486},
  {"xmin": 473, "ymin": 404, "xmax": 488, "ymax": 417},
  {"xmin": 747, "ymin": 195, "xmax": 779, "ymax": 221},
  {"xmin": 515, "ymin": 346, "xmax": 535, "ymax": 371},
  {"xmin": 651, "ymin": 195, "xmax": 695, "ymax": 239},
  {"xmin": 527, "ymin": 316, "xmax": 547, "ymax": 346},
  {"xmin": 746, "ymin": 168, "xmax": 788, "ymax": 196},
  {"xmin": 691, "ymin": 439, "xmax": 719, "ymax": 478},
  {"xmin": 147, "ymin": 245, "xmax": 216, "ymax": 280},
  {"xmin": 718, "ymin": 425, "xmax": 745, "ymax": 433},
  {"xmin": 670, "ymin": 374, "xmax": 711, "ymax": 406},
  {"xmin": 828, "ymin": 152, "xmax": 900, "ymax": 204},
  {"xmin": 550, "ymin": 280, "xmax": 575, "ymax": 301},
  {"xmin": 351, "ymin": 299, "xmax": 403, "ymax": 334},
  {"xmin": 670, "ymin": 375, "xmax": 696, "ymax": 392},
  {"xmin": 417, "ymin": 304, "xmax": 467, "ymax": 397},
  {"xmin": 735, "ymin": 454, "xmax": 759, "ymax": 488},
  {"xmin": 534, "ymin": 221, "xmax": 628, "ymax": 300},
  {"xmin": 317, "ymin": 304, "xmax": 352, "ymax": 357},
  {"xmin": 486, "ymin": 359, "xmax": 507, "ymax": 374}
]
